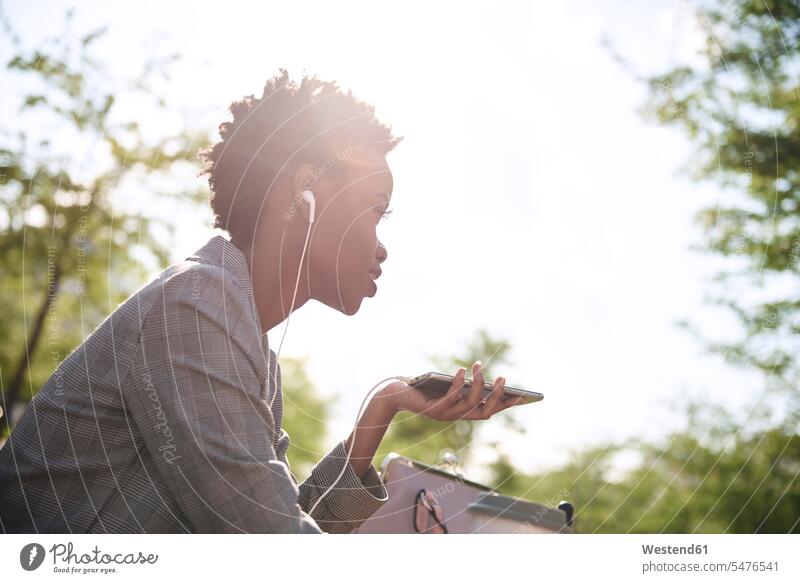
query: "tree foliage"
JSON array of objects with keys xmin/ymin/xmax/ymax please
[
  {"xmin": 639, "ymin": 0, "xmax": 800, "ymax": 426},
  {"xmin": 491, "ymin": 414, "xmax": 800, "ymax": 533},
  {"xmin": 279, "ymin": 357, "xmax": 335, "ymax": 480},
  {"xmin": 0, "ymin": 10, "xmax": 208, "ymax": 433},
  {"xmin": 495, "ymin": 0, "xmax": 800, "ymax": 533}
]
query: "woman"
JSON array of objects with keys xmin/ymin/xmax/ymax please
[{"xmin": 0, "ymin": 69, "xmax": 523, "ymax": 533}]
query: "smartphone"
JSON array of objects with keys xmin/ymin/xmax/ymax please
[{"xmin": 405, "ymin": 371, "xmax": 543, "ymax": 404}]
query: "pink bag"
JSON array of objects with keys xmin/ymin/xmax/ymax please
[{"xmin": 354, "ymin": 453, "xmax": 573, "ymax": 534}]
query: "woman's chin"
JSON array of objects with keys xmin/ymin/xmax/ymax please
[
  {"xmin": 334, "ymin": 295, "xmax": 365, "ymax": 316},
  {"xmin": 342, "ymin": 302, "xmax": 363, "ymax": 316},
  {"xmin": 322, "ymin": 283, "xmax": 374, "ymax": 315}
]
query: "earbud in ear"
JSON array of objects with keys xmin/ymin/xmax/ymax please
[{"xmin": 301, "ymin": 190, "xmax": 316, "ymax": 224}]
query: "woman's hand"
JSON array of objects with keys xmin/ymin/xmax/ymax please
[
  {"xmin": 379, "ymin": 361, "xmax": 526, "ymax": 421},
  {"xmin": 343, "ymin": 361, "xmax": 524, "ymax": 481}
]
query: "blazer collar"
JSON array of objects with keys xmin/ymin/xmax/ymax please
[{"xmin": 185, "ymin": 235, "xmax": 272, "ymax": 356}]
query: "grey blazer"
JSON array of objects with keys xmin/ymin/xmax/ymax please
[{"xmin": 0, "ymin": 235, "xmax": 388, "ymax": 533}]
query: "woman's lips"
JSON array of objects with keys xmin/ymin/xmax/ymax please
[{"xmin": 367, "ymin": 269, "xmax": 380, "ymax": 296}]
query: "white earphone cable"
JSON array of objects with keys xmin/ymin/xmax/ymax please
[
  {"xmin": 307, "ymin": 375, "xmax": 404, "ymax": 517},
  {"xmin": 269, "ymin": 206, "xmax": 314, "ymax": 409}
]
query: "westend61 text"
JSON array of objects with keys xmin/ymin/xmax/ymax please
[{"xmin": 642, "ymin": 544, "xmax": 708, "ymax": 555}]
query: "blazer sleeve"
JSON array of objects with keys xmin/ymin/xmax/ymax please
[
  {"xmin": 275, "ymin": 428, "xmax": 388, "ymax": 533},
  {"xmin": 125, "ymin": 265, "xmax": 322, "ymax": 533}
]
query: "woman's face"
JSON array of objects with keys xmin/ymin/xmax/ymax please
[{"xmin": 306, "ymin": 150, "xmax": 393, "ymax": 315}]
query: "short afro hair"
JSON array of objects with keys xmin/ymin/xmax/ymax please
[{"xmin": 198, "ymin": 68, "xmax": 403, "ymax": 244}]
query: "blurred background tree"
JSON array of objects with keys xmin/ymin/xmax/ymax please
[
  {"xmin": 0, "ymin": 10, "xmax": 209, "ymax": 434},
  {"xmin": 486, "ymin": 0, "xmax": 800, "ymax": 533},
  {"xmin": 638, "ymin": 0, "xmax": 800, "ymax": 429},
  {"xmin": 490, "ymin": 411, "xmax": 800, "ymax": 533},
  {"xmin": 280, "ymin": 356, "xmax": 335, "ymax": 480}
]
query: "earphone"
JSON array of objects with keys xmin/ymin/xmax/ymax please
[
  {"xmin": 301, "ymin": 189, "xmax": 316, "ymax": 224},
  {"xmin": 270, "ymin": 188, "xmax": 404, "ymax": 520}
]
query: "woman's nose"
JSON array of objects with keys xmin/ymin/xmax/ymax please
[{"xmin": 376, "ymin": 241, "xmax": 388, "ymax": 264}]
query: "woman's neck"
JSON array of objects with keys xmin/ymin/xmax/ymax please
[{"xmin": 237, "ymin": 227, "xmax": 311, "ymax": 335}]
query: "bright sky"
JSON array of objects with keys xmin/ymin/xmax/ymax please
[{"xmin": 4, "ymin": 0, "xmax": 766, "ymax": 473}]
